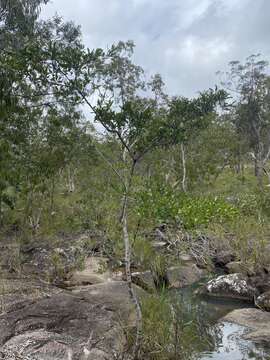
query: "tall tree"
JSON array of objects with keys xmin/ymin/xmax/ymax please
[
  {"xmin": 221, "ymin": 54, "xmax": 270, "ymax": 188},
  {"xmin": 168, "ymin": 90, "xmax": 227, "ymax": 191}
]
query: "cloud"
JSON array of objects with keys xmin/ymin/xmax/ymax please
[{"xmin": 42, "ymin": 0, "xmax": 270, "ymax": 97}]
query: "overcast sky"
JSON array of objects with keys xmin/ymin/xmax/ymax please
[{"xmin": 42, "ymin": 0, "xmax": 270, "ymax": 98}]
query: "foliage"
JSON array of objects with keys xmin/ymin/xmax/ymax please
[
  {"xmin": 220, "ymin": 54, "xmax": 270, "ymax": 186},
  {"xmin": 178, "ymin": 196, "xmax": 239, "ymax": 229},
  {"xmin": 1, "ymin": 3, "xmax": 270, "ymax": 358},
  {"xmin": 137, "ymin": 183, "xmax": 239, "ymax": 229}
]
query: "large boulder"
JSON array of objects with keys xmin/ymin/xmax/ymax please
[
  {"xmin": 166, "ymin": 264, "xmax": 205, "ymax": 289},
  {"xmin": 0, "ymin": 281, "xmax": 138, "ymax": 359},
  {"xmin": 201, "ymin": 273, "xmax": 258, "ymax": 301},
  {"xmin": 223, "ymin": 308, "xmax": 270, "ymax": 345}
]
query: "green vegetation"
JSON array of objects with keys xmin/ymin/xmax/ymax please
[{"xmin": 1, "ymin": 1, "xmax": 270, "ymax": 359}]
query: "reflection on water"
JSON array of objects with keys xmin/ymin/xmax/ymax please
[
  {"xmin": 172, "ymin": 281, "xmax": 270, "ymax": 360},
  {"xmin": 199, "ymin": 323, "xmax": 268, "ymax": 360}
]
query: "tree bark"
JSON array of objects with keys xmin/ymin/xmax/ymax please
[
  {"xmin": 255, "ymin": 144, "xmax": 264, "ymax": 190},
  {"xmin": 122, "ymin": 158, "xmax": 142, "ymax": 359},
  {"xmin": 122, "ymin": 195, "xmax": 142, "ymax": 359},
  {"xmin": 180, "ymin": 143, "xmax": 187, "ymax": 193}
]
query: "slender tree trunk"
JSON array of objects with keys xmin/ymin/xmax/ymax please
[
  {"xmin": 50, "ymin": 176, "xmax": 55, "ymax": 213},
  {"xmin": 254, "ymin": 154, "xmax": 259, "ymax": 177},
  {"xmin": 180, "ymin": 143, "xmax": 187, "ymax": 193},
  {"xmin": 122, "ymin": 159, "xmax": 142, "ymax": 359},
  {"xmin": 257, "ymin": 160, "xmax": 264, "ymax": 190},
  {"xmin": 255, "ymin": 144, "xmax": 264, "ymax": 190},
  {"xmin": 0, "ymin": 193, "xmax": 2, "ymax": 227},
  {"xmin": 67, "ymin": 166, "xmax": 75, "ymax": 193},
  {"xmin": 122, "ymin": 194, "xmax": 142, "ymax": 359},
  {"xmin": 235, "ymin": 141, "xmax": 244, "ymax": 175}
]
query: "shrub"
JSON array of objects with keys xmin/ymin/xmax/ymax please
[
  {"xmin": 137, "ymin": 183, "xmax": 239, "ymax": 230},
  {"xmin": 178, "ymin": 196, "xmax": 239, "ymax": 229}
]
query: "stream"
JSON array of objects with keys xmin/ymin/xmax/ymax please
[{"xmin": 173, "ymin": 281, "xmax": 270, "ymax": 359}]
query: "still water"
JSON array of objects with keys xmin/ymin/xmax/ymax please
[{"xmin": 174, "ymin": 282, "xmax": 270, "ymax": 360}]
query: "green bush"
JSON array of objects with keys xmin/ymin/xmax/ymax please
[
  {"xmin": 137, "ymin": 183, "xmax": 239, "ymax": 229},
  {"xmin": 179, "ymin": 196, "xmax": 239, "ymax": 229},
  {"xmin": 136, "ymin": 183, "xmax": 180, "ymax": 224}
]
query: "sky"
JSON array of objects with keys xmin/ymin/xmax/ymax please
[{"xmin": 42, "ymin": 0, "xmax": 270, "ymax": 98}]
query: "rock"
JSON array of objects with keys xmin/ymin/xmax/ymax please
[
  {"xmin": 0, "ymin": 278, "xmax": 61, "ymax": 315},
  {"xmin": 212, "ymin": 251, "xmax": 235, "ymax": 268},
  {"xmin": 223, "ymin": 308, "xmax": 270, "ymax": 345},
  {"xmin": 178, "ymin": 254, "xmax": 194, "ymax": 263},
  {"xmin": 131, "ymin": 263, "xmax": 205, "ymax": 291},
  {"xmin": 153, "ymin": 224, "xmax": 167, "ymax": 240},
  {"xmin": 21, "ymin": 232, "xmax": 101, "ymax": 282},
  {"xmin": 249, "ymin": 272, "xmax": 270, "ymax": 294},
  {"xmin": 131, "ymin": 271, "xmax": 156, "ymax": 292},
  {"xmin": 152, "ymin": 241, "xmax": 167, "ymax": 250},
  {"xmin": 244, "ymin": 329, "xmax": 270, "ymax": 344},
  {"xmin": 225, "ymin": 261, "xmax": 247, "ymax": 274},
  {"xmin": 0, "ymin": 281, "xmax": 138, "ymax": 359},
  {"xmin": 255, "ymin": 290, "xmax": 270, "ymax": 311},
  {"xmin": 202, "ymin": 273, "xmax": 258, "ymax": 301},
  {"xmin": 66, "ymin": 257, "xmax": 111, "ymax": 286},
  {"xmin": 166, "ymin": 264, "xmax": 205, "ymax": 289}
]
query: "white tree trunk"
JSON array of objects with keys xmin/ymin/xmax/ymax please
[
  {"xmin": 122, "ymin": 195, "xmax": 142, "ymax": 359},
  {"xmin": 66, "ymin": 167, "xmax": 76, "ymax": 193},
  {"xmin": 181, "ymin": 143, "xmax": 187, "ymax": 193},
  {"xmin": 121, "ymin": 153, "xmax": 142, "ymax": 359}
]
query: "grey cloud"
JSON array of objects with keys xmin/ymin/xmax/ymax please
[{"xmin": 42, "ymin": 0, "xmax": 270, "ymax": 97}]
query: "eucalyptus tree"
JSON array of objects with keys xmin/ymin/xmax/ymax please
[
  {"xmin": 0, "ymin": 3, "xmax": 90, "ymax": 226},
  {"xmin": 168, "ymin": 90, "xmax": 227, "ymax": 192},
  {"xmin": 0, "ymin": 0, "xmax": 49, "ymax": 220},
  {"xmin": 221, "ymin": 54, "xmax": 270, "ymax": 188}
]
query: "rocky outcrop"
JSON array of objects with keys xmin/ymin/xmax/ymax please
[
  {"xmin": 0, "ymin": 278, "xmax": 61, "ymax": 315},
  {"xmin": 223, "ymin": 308, "xmax": 270, "ymax": 345},
  {"xmin": 0, "ymin": 281, "xmax": 138, "ymax": 359},
  {"xmin": 201, "ymin": 273, "xmax": 258, "ymax": 301},
  {"xmin": 20, "ymin": 232, "xmax": 101, "ymax": 283},
  {"xmin": 65, "ymin": 257, "xmax": 112, "ymax": 287}
]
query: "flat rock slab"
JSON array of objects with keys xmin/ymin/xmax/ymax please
[
  {"xmin": 0, "ymin": 281, "xmax": 136, "ymax": 359},
  {"xmin": 0, "ymin": 278, "xmax": 61, "ymax": 315},
  {"xmin": 223, "ymin": 308, "xmax": 270, "ymax": 345}
]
